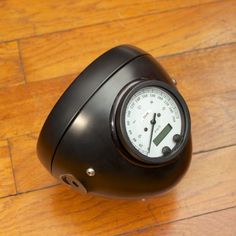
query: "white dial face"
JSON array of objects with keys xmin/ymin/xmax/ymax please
[{"xmin": 124, "ymin": 86, "xmax": 182, "ymax": 158}]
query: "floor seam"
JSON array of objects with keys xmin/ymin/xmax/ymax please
[
  {"xmin": 6, "ymin": 139, "xmax": 18, "ymax": 194},
  {"xmin": 0, "ymin": 0, "xmax": 225, "ymax": 44},
  {"xmin": 16, "ymin": 40, "xmax": 27, "ymax": 84},
  {"xmin": 117, "ymin": 204, "xmax": 236, "ymax": 235}
]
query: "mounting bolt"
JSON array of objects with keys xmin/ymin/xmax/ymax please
[
  {"xmin": 172, "ymin": 78, "xmax": 177, "ymax": 85},
  {"xmin": 86, "ymin": 168, "xmax": 95, "ymax": 176},
  {"xmin": 162, "ymin": 146, "xmax": 171, "ymax": 156}
]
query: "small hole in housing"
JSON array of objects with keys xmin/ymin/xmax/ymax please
[
  {"xmin": 59, "ymin": 174, "xmax": 87, "ymax": 194},
  {"xmin": 61, "ymin": 176, "xmax": 70, "ymax": 185},
  {"xmin": 72, "ymin": 181, "xmax": 79, "ymax": 187}
]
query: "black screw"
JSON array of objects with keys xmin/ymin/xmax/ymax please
[
  {"xmin": 162, "ymin": 146, "xmax": 171, "ymax": 156},
  {"xmin": 144, "ymin": 127, "xmax": 148, "ymax": 132},
  {"xmin": 157, "ymin": 113, "xmax": 161, "ymax": 117},
  {"xmin": 173, "ymin": 134, "xmax": 182, "ymax": 142}
]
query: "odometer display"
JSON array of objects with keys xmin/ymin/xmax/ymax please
[{"xmin": 153, "ymin": 123, "xmax": 172, "ymax": 147}]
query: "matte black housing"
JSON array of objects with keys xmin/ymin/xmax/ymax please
[{"xmin": 37, "ymin": 45, "xmax": 192, "ymax": 198}]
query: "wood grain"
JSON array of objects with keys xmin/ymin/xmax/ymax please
[
  {"xmin": 0, "ymin": 185, "xmax": 156, "ymax": 236},
  {"xmin": 19, "ymin": 0, "xmax": 236, "ymax": 82},
  {"xmin": 0, "ymin": 140, "xmax": 16, "ymax": 197},
  {"xmin": 0, "ymin": 0, "xmax": 218, "ymax": 42},
  {"xmin": 189, "ymin": 91, "xmax": 236, "ymax": 152},
  {"xmin": 8, "ymin": 134, "xmax": 58, "ymax": 193},
  {"xmin": 159, "ymin": 43, "xmax": 236, "ymax": 100},
  {"xmin": 0, "ymin": 145, "xmax": 235, "ymax": 235},
  {"xmin": 0, "ymin": 74, "xmax": 74, "ymax": 139},
  {"xmin": 0, "ymin": 42, "xmax": 24, "ymax": 88},
  {"xmin": 130, "ymin": 207, "xmax": 236, "ymax": 236}
]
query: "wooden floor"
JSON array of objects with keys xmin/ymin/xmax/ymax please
[{"xmin": 0, "ymin": 0, "xmax": 236, "ymax": 235}]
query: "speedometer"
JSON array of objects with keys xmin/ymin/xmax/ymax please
[{"xmin": 115, "ymin": 80, "xmax": 188, "ymax": 166}]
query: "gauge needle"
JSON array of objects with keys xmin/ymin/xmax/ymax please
[{"xmin": 147, "ymin": 113, "xmax": 156, "ymax": 154}]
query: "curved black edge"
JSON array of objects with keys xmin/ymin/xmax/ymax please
[
  {"xmin": 37, "ymin": 45, "xmax": 148, "ymax": 172},
  {"xmin": 115, "ymin": 80, "xmax": 190, "ymax": 167}
]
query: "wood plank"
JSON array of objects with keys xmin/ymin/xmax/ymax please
[
  {"xmin": 189, "ymin": 91, "xmax": 236, "ymax": 152},
  {"xmin": 0, "ymin": 74, "xmax": 74, "ymax": 139},
  {"xmin": 0, "ymin": 140, "xmax": 16, "ymax": 197},
  {"xmin": 0, "ymin": 0, "xmax": 218, "ymax": 42},
  {"xmin": 130, "ymin": 207, "xmax": 236, "ymax": 236},
  {"xmin": 0, "ymin": 185, "xmax": 156, "ymax": 236},
  {"xmin": 0, "ymin": 144, "xmax": 235, "ymax": 235},
  {"xmin": 8, "ymin": 134, "xmax": 58, "ymax": 193},
  {"xmin": 0, "ymin": 42, "xmax": 24, "ymax": 88},
  {"xmin": 159, "ymin": 43, "xmax": 236, "ymax": 100},
  {"xmin": 19, "ymin": 0, "xmax": 236, "ymax": 82}
]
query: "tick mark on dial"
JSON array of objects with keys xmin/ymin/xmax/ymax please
[
  {"xmin": 157, "ymin": 113, "xmax": 161, "ymax": 117},
  {"xmin": 144, "ymin": 127, "xmax": 148, "ymax": 132}
]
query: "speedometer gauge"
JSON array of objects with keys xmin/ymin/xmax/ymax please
[{"xmin": 115, "ymin": 80, "xmax": 188, "ymax": 166}]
